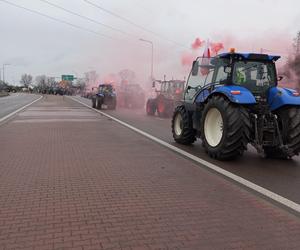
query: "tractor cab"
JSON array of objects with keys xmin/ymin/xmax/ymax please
[
  {"xmin": 155, "ymin": 80, "xmax": 185, "ymax": 98},
  {"xmin": 97, "ymin": 84, "xmax": 114, "ymax": 95},
  {"xmin": 186, "ymin": 52, "xmax": 281, "ymax": 101}
]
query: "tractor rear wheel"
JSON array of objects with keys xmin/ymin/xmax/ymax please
[
  {"xmin": 172, "ymin": 105, "xmax": 196, "ymax": 145},
  {"xmin": 264, "ymin": 107, "xmax": 300, "ymax": 158},
  {"xmin": 109, "ymin": 98, "xmax": 117, "ymax": 110},
  {"xmin": 96, "ymin": 97, "xmax": 102, "ymax": 110},
  {"xmin": 92, "ymin": 98, "xmax": 96, "ymax": 108},
  {"xmin": 200, "ymin": 95, "xmax": 250, "ymax": 160},
  {"xmin": 146, "ymin": 99, "xmax": 156, "ymax": 116},
  {"xmin": 157, "ymin": 96, "xmax": 168, "ymax": 117}
]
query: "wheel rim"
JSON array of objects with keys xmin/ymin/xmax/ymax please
[
  {"xmin": 204, "ymin": 108, "xmax": 223, "ymax": 147},
  {"xmin": 174, "ymin": 113, "xmax": 183, "ymax": 136}
]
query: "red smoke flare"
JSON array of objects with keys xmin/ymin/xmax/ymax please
[
  {"xmin": 210, "ymin": 42, "xmax": 224, "ymax": 55},
  {"xmin": 181, "ymin": 52, "xmax": 195, "ymax": 67},
  {"xmin": 191, "ymin": 38, "xmax": 204, "ymax": 50}
]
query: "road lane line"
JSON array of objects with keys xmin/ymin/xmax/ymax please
[
  {"xmin": 70, "ymin": 96, "xmax": 300, "ymax": 214},
  {"xmin": 0, "ymin": 96, "xmax": 43, "ymax": 123}
]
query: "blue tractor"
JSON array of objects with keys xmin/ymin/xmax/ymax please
[
  {"xmin": 172, "ymin": 51, "xmax": 300, "ymax": 160},
  {"xmin": 91, "ymin": 84, "xmax": 117, "ymax": 110}
]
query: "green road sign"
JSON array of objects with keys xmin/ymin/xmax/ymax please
[{"xmin": 62, "ymin": 75, "xmax": 75, "ymax": 81}]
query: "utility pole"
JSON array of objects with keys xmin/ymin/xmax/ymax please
[{"xmin": 139, "ymin": 38, "xmax": 154, "ymax": 81}]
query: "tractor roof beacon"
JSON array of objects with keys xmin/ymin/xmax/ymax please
[{"xmin": 172, "ymin": 51, "xmax": 300, "ymax": 160}]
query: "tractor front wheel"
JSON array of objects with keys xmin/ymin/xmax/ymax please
[
  {"xmin": 200, "ymin": 95, "xmax": 250, "ymax": 160},
  {"xmin": 172, "ymin": 106, "xmax": 196, "ymax": 145}
]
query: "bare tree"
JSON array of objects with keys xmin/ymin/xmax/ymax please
[
  {"xmin": 293, "ymin": 31, "xmax": 300, "ymax": 55},
  {"xmin": 46, "ymin": 77, "xmax": 56, "ymax": 88},
  {"xmin": 75, "ymin": 78, "xmax": 86, "ymax": 90},
  {"xmin": 35, "ymin": 75, "xmax": 47, "ymax": 90},
  {"xmin": 119, "ymin": 69, "xmax": 136, "ymax": 84},
  {"xmin": 84, "ymin": 71, "xmax": 98, "ymax": 87},
  {"xmin": 20, "ymin": 74, "xmax": 33, "ymax": 88}
]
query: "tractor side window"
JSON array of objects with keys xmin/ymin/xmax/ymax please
[
  {"xmin": 215, "ymin": 66, "xmax": 229, "ymax": 83},
  {"xmin": 204, "ymin": 70, "xmax": 214, "ymax": 86},
  {"xmin": 161, "ymin": 83, "xmax": 166, "ymax": 92},
  {"xmin": 167, "ymin": 82, "xmax": 172, "ymax": 93},
  {"xmin": 186, "ymin": 70, "xmax": 208, "ymax": 100}
]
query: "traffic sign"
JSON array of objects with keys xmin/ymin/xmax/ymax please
[{"xmin": 62, "ymin": 75, "xmax": 75, "ymax": 81}]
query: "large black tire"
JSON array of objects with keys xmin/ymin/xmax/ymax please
[
  {"xmin": 146, "ymin": 99, "xmax": 156, "ymax": 116},
  {"xmin": 264, "ymin": 107, "xmax": 300, "ymax": 158},
  {"xmin": 157, "ymin": 96, "xmax": 170, "ymax": 117},
  {"xmin": 165, "ymin": 101, "xmax": 175, "ymax": 118},
  {"xmin": 92, "ymin": 98, "xmax": 96, "ymax": 108},
  {"xmin": 172, "ymin": 105, "xmax": 196, "ymax": 145},
  {"xmin": 108, "ymin": 98, "xmax": 117, "ymax": 110},
  {"xmin": 96, "ymin": 97, "xmax": 102, "ymax": 110},
  {"xmin": 200, "ymin": 95, "xmax": 250, "ymax": 160}
]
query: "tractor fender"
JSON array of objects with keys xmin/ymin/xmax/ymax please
[
  {"xmin": 195, "ymin": 86, "xmax": 256, "ymax": 104},
  {"xmin": 268, "ymin": 87, "xmax": 300, "ymax": 111}
]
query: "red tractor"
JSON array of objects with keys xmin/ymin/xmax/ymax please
[
  {"xmin": 146, "ymin": 79, "xmax": 185, "ymax": 117},
  {"xmin": 117, "ymin": 83, "xmax": 146, "ymax": 109}
]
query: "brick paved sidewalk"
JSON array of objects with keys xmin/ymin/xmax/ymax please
[{"xmin": 0, "ymin": 95, "xmax": 299, "ymax": 250}]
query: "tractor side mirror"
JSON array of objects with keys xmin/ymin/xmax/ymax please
[
  {"xmin": 192, "ymin": 60, "xmax": 199, "ymax": 76},
  {"xmin": 277, "ymin": 76, "xmax": 283, "ymax": 82}
]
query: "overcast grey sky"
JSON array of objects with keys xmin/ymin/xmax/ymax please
[{"xmin": 0, "ymin": 0, "xmax": 299, "ymax": 85}]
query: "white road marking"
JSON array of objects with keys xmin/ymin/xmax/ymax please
[
  {"xmin": 70, "ymin": 96, "xmax": 300, "ymax": 214},
  {"xmin": 0, "ymin": 96, "xmax": 43, "ymax": 123}
]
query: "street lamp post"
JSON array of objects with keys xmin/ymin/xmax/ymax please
[
  {"xmin": 139, "ymin": 38, "xmax": 154, "ymax": 81},
  {"xmin": 3, "ymin": 64, "xmax": 10, "ymax": 84}
]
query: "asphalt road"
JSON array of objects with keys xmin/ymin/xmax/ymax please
[
  {"xmin": 0, "ymin": 93, "xmax": 41, "ymax": 119},
  {"xmin": 74, "ymin": 96, "xmax": 300, "ymax": 205}
]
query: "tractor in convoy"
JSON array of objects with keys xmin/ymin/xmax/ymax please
[
  {"xmin": 146, "ymin": 79, "xmax": 185, "ymax": 117},
  {"xmin": 172, "ymin": 50, "xmax": 300, "ymax": 160},
  {"xmin": 91, "ymin": 84, "xmax": 117, "ymax": 110},
  {"xmin": 117, "ymin": 83, "xmax": 145, "ymax": 109}
]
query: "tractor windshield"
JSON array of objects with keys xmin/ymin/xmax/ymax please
[
  {"xmin": 233, "ymin": 60, "xmax": 276, "ymax": 92},
  {"xmin": 170, "ymin": 81, "xmax": 185, "ymax": 94},
  {"xmin": 99, "ymin": 85, "xmax": 113, "ymax": 93}
]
